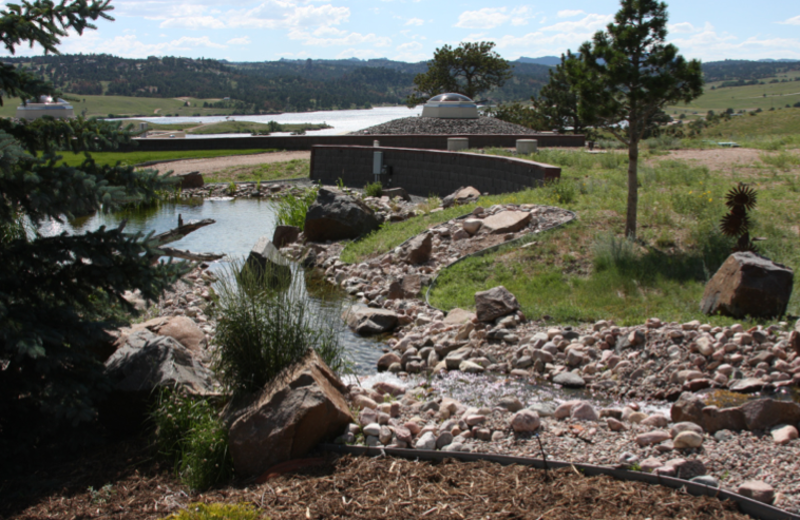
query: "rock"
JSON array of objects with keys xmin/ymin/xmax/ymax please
[
  {"xmin": 673, "ymin": 431, "xmax": 704, "ymax": 449},
  {"xmin": 377, "ymin": 352, "xmax": 401, "ymax": 372},
  {"xmin": 641, "ymin": 414, "xmax": 669, "ymax": 428},
  {"xmin": 442, "ymin": 186, "xmax": 480, "ymax": 208},
  {"xmin": 701, "ymin": 406, "xmax": 746, "ymax": 434},
  {"xmin": 498, "ymin": 396, "xmax": 524, "ymax": 412},
  {"xmin": 627, "ymin": 412, "xmax": 648, "ymax": 424},
  {"xmin": 607, "ymin": 417, "xmax": 627, "ymax": 431},
  {"xmin": 244, "ymin": 236, "xmax": 292, "ymax": 285},
  {"xmin": 272, "ymin": 225, "xmax": 300, "ymax": 248},
  {"xmin": 415, "ymin": 431, "xmax": 437, "ymax": 450},
  {"xmin": 475, "ymin": 286, "xmax": 520, "ymax": 322},
  {"xmin": 570, "ymin": 402, "xmax": 598, "ymax": 421},
  {"xmin": 636, "ymin": 430, "xmax": 671, "ymax": 446},
  {"xmin": 352, "ymin": 395, "xmax": 378, "ymax": 410},
  {"xmin": 403, "ymin": 232, "xmax": 433, "ymax": 265},
  {"xmin": 510, "ymin": 410, "xmax": 541, "ymax": 433},
  {"xmin": 665, "ymin": 458, "xmax": 706, "ymax": 480},
  {"xmin": 740, "ymin": 398, "xmax": 800, "ymax": 431},
  {"xmin": 480, "ymin": 210, "xmax": 533, "ymax": 235},
  {"xmin": 728, "ymin": 378, "xmax": 766, "ymax": 393},
  {"xmin": 304, "ymin": 188, "xmax": 380, "ymax": 242},
  {"xmin": 227, "ymin": 351, "xmax": 353, "ymax": 478},
  {"xmin": 691, "ymin": 475, "xmax": 720, "ymax": 487},
  {"xmin": 344, "ymin": 304, "xmax": 399, "ymax": 335},
  {"xmin": 372, "ymin": 381, "xmax": 406, "ymax": 397},
  {"xmin": 701, "ymin": 252, "xmax": 794, "ymax": 319},
  {"xmin": 401, "ymin": 274, "xmax": 422, "ymax": 297},
  {"xmin": 443, "ymin": 308, "xmax": 476, "ymax": 325},
  {"xmin": 157, "ymin": 316, "xmax": 207, "ymax": 352},
  {"xmin": 462, "ymin": 219, "xmax": 483, "ymax": 235},
  {"xmin": 362, "ymin": 423, "xmax": 381, "ymax": 437},
  {"xmin": 770, "ymin": 425, "xmax": 798, "ymax": 445},
  {"xmin": 381, "ymin": 187, "xmax": 411, "ymax": 202},
  {"xmin": 102, "ymin": 334, "xmax": 214, "ymax": 430},
  {"xmin": 670, "ymin": 422, "xmax": 704, "ymax": 439},
  {"xmin": 738, "ymin": 481, "xmax": 775, "ymax": 504},
  {"xmin": 553, "ymin": 371, "xmax": 586, "ymax": 388},
  {"xmin": 529, "ymin": 403, "xmax": 556, "ymax": 418},
  {"xmin": 178, "ymin": 171, "xmax": 204, "ymax": 189},
  {"xmin": 671, "ymin": 392, "xmax": 706, "ymax": 425}
]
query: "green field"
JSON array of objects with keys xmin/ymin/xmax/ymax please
[
  {"xmin": 667, "ymin": 74, "xmax": 800, "ymax": 116},
  {"xmin": 53, "ymin": 149, "xmax": 272, "ymax": 168}
]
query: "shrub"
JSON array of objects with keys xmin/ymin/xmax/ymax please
[
  {"xmin": 592, "ymin": 233, "xmax": 638, "ymax": 273},
  {"xmin": 275, "ymin": 186, "xmax": 318, "ymax": 228},
  {"xmin": 363, "ymin": 181, "xmax": 382, "ymax": 198},
  {"xmin": 212, "ymin": 259, "xmax": 346, "ymax": 397},
  {"xmin": 543, "ymin": 178, "xmax": 578, "ymax": 205},
  {"xmin": 150, "ymin": 389, "xmax": 232, "ymax": 491},
  {"xmin": 161, "ymin": 503, "xmax": 262, "ymax": 520}
]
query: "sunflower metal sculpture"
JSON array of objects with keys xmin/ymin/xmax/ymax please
[{"xmin": 720, "ymin": 183, "xmax": 758, "ymax": 252}]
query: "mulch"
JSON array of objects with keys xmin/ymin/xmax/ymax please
[{"xmin": 3, "ymin": 437, "xmax": 753, "ymax": 520}]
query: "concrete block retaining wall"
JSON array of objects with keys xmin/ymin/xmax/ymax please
[
  {"xmin": 124, "ymin": 133, "xmax": 584, "ymax": 152},
  {"xmin": 310, "ymin": 145, "xmax": 561, "ymax": 197}
]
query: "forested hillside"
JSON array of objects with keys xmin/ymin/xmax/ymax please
[
  {"xmin": 2, "ymin": 54, "xmax": 553, "ymax": 112},
  {"xmin": 702, "ymin": 59, "xmax": 800, "ymax": 82}
]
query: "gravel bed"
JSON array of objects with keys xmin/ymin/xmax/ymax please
[{"xmin": 350, "ymin": 116, "xmax": 538, "ymax": 135}]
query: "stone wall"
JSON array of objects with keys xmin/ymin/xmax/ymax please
[
  {"xmin": 310, "ymin": 145, "xmax": 561, "ymax": 197},
  {"xmin": 124, "ymin": 133, "xmax": 585, "ymax": 152}
]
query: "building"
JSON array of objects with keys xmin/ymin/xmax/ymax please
[
  {"xmin": 421, "ymin": 93, "xmax": 479, "ymax": 119},
  {"xmin": 16, "ymin": 96, "xmax": 75, "ymax": 120}
]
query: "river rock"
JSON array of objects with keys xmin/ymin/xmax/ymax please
[
  {"xmin": 510, "ymin": 410, "xmax": 541, "ymax": 433},
  {"xmin": 701, "ymin": 405, "xmax": 746, "ymax": 433},
  {"xmin": 344, "ymin": 304, "xmax": 399, "ymax": 335},
  {"xmin": 480, "ymin": 210, "xmax": 532, "ymax": 234},
  {"xmin": 553, "ymin": 371, "xmax": 586, "ymax": 388},
  {"xmin": 740, "ymin": 398, "xmax": 800, "ymax": 431},
  {"xmin": 665, "ymin": 458, "xmax": 706, "ymax": 480},
  {"xmin": 673, "ymin": 431, "xmax": 704, "ymax": 449},
  {"xmin": 771, "ymin": 425, "xmax": 798, "ymax": 445},
  {"xmin": 415, "ymin": 431, "xmax": 437, "ymax": 450},
  {"xmin": 376, "ymin": 352, "xmax": 401, "ymax": 372},
  {"xmin": 738, "ymin": 481, "xmax": 775, "ymax": 504},
  {"xmin": 157, "ymin": 316, "xmax": 207, "ymax": 352},
  {"xmin": 444, "ymin": 308, "xmax": 476, "ymax": 325},
  {"xmin": 671, "ymin": 392, "xmax": 706, "ymax": 425},
  {"xmin": 227, "ymin": 350, "xmax": 352, "ymax": 478},
  {"xmin": 244, "ymin": 236, "xmax": 292, "ymax": 285},
  {"xmin": 462, "ymin": 219, "xmax": 483, "ymax": 235},
  {"xmin": 728, "ymin": 377, "xmax": 766, "ymax": 393},
  {"xmin": 636, "ymin": 430, "xmax": 671, "ymax": 446},
  {"xmin": 381, "ymin": 187, "xmax": 411, "ymax": 202},
  {"xmin": 701, "ymin": 252, "xmax": 794, "ymax": 319},
  {"xmin": 304, "ymin": 188, "xmax": 380, "ymax": 242},
  {"xmin": 571, "ymin": 402, "xmax": 598, "ymax": 421},
  {"xmin": 670, "ymin": 422, "xmax": 704, "ymax": 438},
  {"xmin": 475, "ymin": 286, "xmax": 520, "ymax": 322},
  {"xmin": 272, "ymin": 225, "xmax": 300, "ymax": 248}
]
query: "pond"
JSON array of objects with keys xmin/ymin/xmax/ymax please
[{"xmin": 42, "ymin": 198, "xmax": 386, "ymax": 374}]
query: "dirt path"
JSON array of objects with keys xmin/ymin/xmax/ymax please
[
  {"xmin": 646, "ymin": 147, "xmax": 800, "ymax": 173},
  {"xmin": 151, "ymin": 150, "xmax": 311, "ymax": 176}
]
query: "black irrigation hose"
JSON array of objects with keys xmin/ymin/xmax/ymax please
[
  {"xmin": 321, "ymin": 444, "xmax": 800, "ymax": 520},
  {"xmin": 424, "ymin": 207, "xmax": 578, "ymax": 310}
]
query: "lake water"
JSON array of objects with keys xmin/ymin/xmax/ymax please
[
  {"xmin": 43, "ymin": 198, "xmax": 386, "ymax": 374},
  {"xmin": 119, "ymin": 105, "xmax": 423, "ymax": 136}
]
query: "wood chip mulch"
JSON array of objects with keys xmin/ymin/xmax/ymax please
[{"xmin": 3, "ymin": 437, "xmax": 753, "ymax": 520}]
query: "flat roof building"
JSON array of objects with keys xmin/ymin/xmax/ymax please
[
  {"xmin": 16, "ymin": 95, "xmax": 75, "ymax": 120},
  {"xmin": 421, "ymin": 93, "xmax": 479, "ymax": 119}
]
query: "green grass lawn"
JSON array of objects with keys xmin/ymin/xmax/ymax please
[
  {"xmin": 53, "ymin": 149, "xmax": 272, "ymax": 168},
  {"xmin": 344, "ymin": 144, "xmax": 800, "ymax": 326},
  {"xmin": 204, "ymin": 158, "xmax": 310, "ymax": 183}
]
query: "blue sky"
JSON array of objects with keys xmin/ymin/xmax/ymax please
[{"xmin": 3, "ymin": 0, "xmax": 799, "ymax": 63}]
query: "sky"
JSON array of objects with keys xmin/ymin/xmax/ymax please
[{"xmin": 2, "ymin": 0, "xmax": 799, "ymax": 64}]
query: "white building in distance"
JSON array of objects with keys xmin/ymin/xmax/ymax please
[
  {"xmin": 421, "ymin": 93, "xmax": 479, "ymax": 119},
  {"xmin": 16, "ymin": 95, "xmax": 75, "ymax": 120}
]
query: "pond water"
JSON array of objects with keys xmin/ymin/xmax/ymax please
[
  {"xmin": 42, "ymin": 198, "xmax": 386, "ymax": 374},
  {"xmin": 116, "ymin": 105, "xmax": 423, "ymax": 136}
]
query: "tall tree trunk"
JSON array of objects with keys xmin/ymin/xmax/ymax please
[{"xmin": 626, "ymin": 138, "xmax": 639, "ymax": 239}]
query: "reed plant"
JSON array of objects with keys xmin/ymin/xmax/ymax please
[
  {"xmin": 275, "ymin": 186, "xmax": 318, "ymax": 228},
  {"xmin": 212, "ymin": 258, "xmax": 346, "ymax": 398}
]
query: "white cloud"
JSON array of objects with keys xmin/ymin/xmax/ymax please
[
  {"xmin": 44, "ymin": 31, "xmax": 228, "ymax": 58},
  {"xmin": 289, "ymin": 29, "xmax": 390, "ymax": 47},
  {"xmin": 396, "ymin": 41, "xmax": 422, "ymax": 52},
  {"xmin": 778, "ymin": 15, "xmax": 800, "ymax": 25},
  {"xmin": 160, "ymin": 16, "xmax": 226, "ymax": 29},
  {"xmin": 405, "ymin": 17, "xmax": 424, "ymax": 26},
  {"xmin": 541, "ymin": 13, "xmax": 613, "ymax": 33},
  {"xmin": 668, "ymin": 22, "xmax": 699, "ymax": 34},
  {"xmin": 455, "ymin": 8, "xmax": 510, "ymax": 29},
  {"xmin": 510, "ymin": 6, "xmax": 532, "ymax": 26},
  {"xmin": 557, "ymin": 9, "xmax": 584, "ymax": 18},
  {"xmin": 668, "ymin": 23, "xmax": 800, "ymax": 61},
  {"xmin": 226, "ymin": 36, "xmax": 251, "ymax": 45}
]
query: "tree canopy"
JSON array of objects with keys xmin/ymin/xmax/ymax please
[
  {"xmin": 0, "ymin": 0, "xmax": 185, "ymax": 456},
  {"xmin": 566, "ymin": 0, "xmax": 703, "ymax": 238},
  {"xmin": 407, "ymin": 41, "xmax": 513, "ymax": 105}
]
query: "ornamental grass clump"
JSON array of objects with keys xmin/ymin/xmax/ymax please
[
  {"xmin": 275, "ymin": 186, "xmax": 318, "ymax": 228},
  {"xmin": 212, "ymin": 259, "xmax": 345, "ymax": 397}
]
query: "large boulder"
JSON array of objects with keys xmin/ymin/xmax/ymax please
[
  {"xmin": 739, "ymin": 398, "xmax": 800, "ymax": 431},
  {"xmin": 272, "ymin": 225, "xmax": 300, "ymax": 248},
  {"xmin": 401, "ymin": 233, "xmax": 432, "ymax": 265},
  {"xmin": 304, "ymin": 188, "xmax": 380, "ymax": 242},
  {"xmin": 344, "ymin": 304, "xmax": 399, "ymax": 335},
  {"xmin": 178, "ymin": 171, "xmax": 204, "ymax": 189},
  {"xmin": 481, "ymin": 210, "xmax": 533, "ymax": 235},
  {"xmin": 157, "ymin": 316, "xmax": 207, "ymax": 352},
  {"xmin": 442, "ymin": 186, "xmax": 480, "ymax": 208},
  {"xmin": 701, "ymin": 252, "xmax": 793, "ymax": 318},
  {"xmin": 475, "ymin": 286, "xmax": 520, "ymax": 322},
  {"xmin": 227, "ymin": 351, "xmax": 352, "ymax": 478},
  {"xmin": 102, "ymin": 332, "xmax": 215, "ymax": 431},
  {"xmin": 245, "ymin": 236, "xmax": 292, "ymax": 286}
]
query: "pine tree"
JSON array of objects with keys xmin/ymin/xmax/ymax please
[{"xmin": 0, "ymin": 0, "xmax": 186, "ymax": 453}]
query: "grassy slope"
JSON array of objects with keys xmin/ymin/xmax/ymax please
[
  {"xmin": 666, "ymin": 74, "xmax": 800, "ymax": 115},
  {"xmin": 54, "ymin": 149, "xmax": 271, "ymax": 168}
]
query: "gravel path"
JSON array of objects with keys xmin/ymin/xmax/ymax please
[
  {"xmin": 150, "ymin": 151, "xmax": 310, "ymax": 176},
  {"xmin": 351, "ymin": 116, "xmax": 539, "ymax": 135}
]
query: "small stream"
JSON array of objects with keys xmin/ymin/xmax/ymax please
[{"xmin": 42, "ymin": 198, "xmax": 386, "ymax": 374}]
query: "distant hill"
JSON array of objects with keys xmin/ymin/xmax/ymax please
[
  {"xmin": 2, "ymin": 54, "xmax": 551, "ymax": 112},
  {"xmin": 516, "ymin": 56, "xmax": 561, "ymax": 66},
  {"xmin": 757, "ymin": 59, "xmax": 800, "ymax": 63},
  {"xmin": 702, "ymin": 59, "xmax": 800, "ymax": 82}
]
